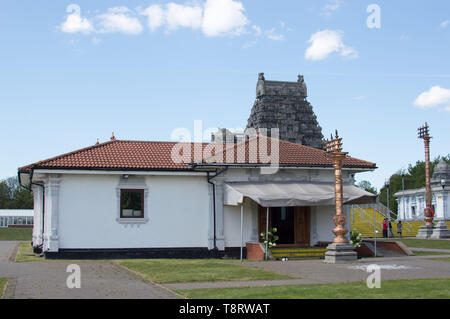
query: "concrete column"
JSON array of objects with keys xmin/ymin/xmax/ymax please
[
  {"xmin": 43, "ymin": 175, "xmax": 61, "ymax": 252},
  {"xmin": 31, "ymin": 185, "xmax": 43, "ymax": 247}
]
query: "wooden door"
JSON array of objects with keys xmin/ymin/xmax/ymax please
[
  {"xmin": 294, "ymin": 207, "xmax": 310, "ymax": 246},
  {"xmin": 258, "ymin": 206, "xmax": 271, "ymax": 243}
]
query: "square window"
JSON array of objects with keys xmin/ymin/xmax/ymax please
[{"xmin": 120, "ymin": 189, "xmax": 144, "ymax": 218}]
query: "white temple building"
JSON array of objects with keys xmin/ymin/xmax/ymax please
[{"xmin": 395, "ymin": 158, "xmax": 449, "ymax": 221}]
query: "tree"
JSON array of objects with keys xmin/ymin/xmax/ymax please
[
  {"xmin": 357, "ymin": 180, "xmax": 377, "ymax": 194},
  {"xmin": 0, "ymin": 181, "xmax": 12, "ymax": 208},
  {"xmin": 379, "ymin": 154, "xmax": 450, "ymax": 215},
  {"xmin": 0, "ymin": 177, "xmax": 33, "ymax": 209},
  {"xmin": 10, "ymin": 187, "xmax": 33, "ymax": 209}
]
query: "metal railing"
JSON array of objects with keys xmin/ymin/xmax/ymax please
[{"xmin": 349, "ymin": 203, "xmax": 414, "ymax": 236}]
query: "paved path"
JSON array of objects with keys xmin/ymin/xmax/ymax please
[
  {"xmin": 0, "ymin": 242, "xmax": 179, "ymax": 299},
  {"xmin": 166, "ymin": 254, "xmax": 450, "ymax": 290}
]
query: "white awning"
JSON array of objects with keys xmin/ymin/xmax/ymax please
[{"xmin": 224, "ymin": 182, "xmax": 376, "ymax": 207}]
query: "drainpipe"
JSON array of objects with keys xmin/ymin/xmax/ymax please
[
  {"xmin": 19, "ymin": 167, "xmax": 45, "ymax": 253},
  {"xmin": 207, "ymin": 167, "xmax": 228, "ymax": 255},
  {"xmin": 207, "ymin": 172, "xmax": 217, "ymax": 252}
]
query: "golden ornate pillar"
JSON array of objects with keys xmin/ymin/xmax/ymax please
[
  {"xmin": 417, "ymin": 122, "xmax": 435, "ymax": 238},
  {"xmin": 324, "ymin": 131, "xmax": 349, "ymax": 244},
  {"xmin": 323, "ymin": 131, "xmax": 357, "ymax": 263},
  {"xmin": 419, "ymin": 123, "xmax": 433, "ymax": 226}
]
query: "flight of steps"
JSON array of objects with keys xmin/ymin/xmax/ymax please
[
  {"xmin": 349, "ymin": 205, "xmax": 448, "ymax": 238},
  {"xmin": 351, "ymin": 220, "xmax": 449, "ymax": 238},
  {"xmin": 270, "ymin": 247, "xmax": 327, "ymax": 260}
]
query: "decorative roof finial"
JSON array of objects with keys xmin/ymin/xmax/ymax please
[
  {"xmin": 96, "ymin": 138, "xmax": 99, "ymax": 145},
  {"xmin": 111, "ymin": 132, "xmax": 116, "ymax": 141}
]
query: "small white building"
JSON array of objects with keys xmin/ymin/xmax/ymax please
[
  {"xmin": 395, "ymin": 158, "xmax": 450, "ymax": 221},
  {"xmin": 0, "ymin": 209, "xmax": 34, "ymax": 228},
  {"xmin": 18, "ymin": 136, "xmax": 376, "ymax": 258}
]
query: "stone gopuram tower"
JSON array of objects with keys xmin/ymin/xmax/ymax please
[{"xmin": 246, "ymin": 73, "xmax": 324, "ymax": 149}]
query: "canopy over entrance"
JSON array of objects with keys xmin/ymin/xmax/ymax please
[{"xmin": 224, "ymin": 182, "xmax": 376, "ymax": 207}]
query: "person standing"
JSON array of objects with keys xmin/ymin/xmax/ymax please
[
  {"xmin": 382, "ymin": 218, "xmax": 388, "ymax": 238},
  {"xmin": 397, "ymin": 221, "xmax": 403, "ymax": 238},
  {"xmin": 388, "ymin": 220, "xmax": 395, "ymax": 238}
]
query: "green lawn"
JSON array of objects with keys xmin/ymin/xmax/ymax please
[
  {"xmin": 432, "ymin": 257, "xmax": 450, "ymax": 262},
  {"xmin": 0, "ymin": 278, "xmax": 7, "ymax": 298},
  {"xmin": 176, "ymin": 278, "xmax": 450, "ymax": 299},
  {"xmin": 0, "ymin": 228, "xmax": 32, "ymax": 241},
  {"xmin": 116, "ymin": 259, "xmax": 292, "ymax": 284},
  {"xmin": 381, "ymin": 238, "xmax": 450, "ymax": 250}
]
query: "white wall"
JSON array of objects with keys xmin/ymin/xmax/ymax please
[
  {"xmin": 311, "ymin": 205, "xmax": 338, "ymax": 244},
  {"xmin": 223, "ymin": 199, "xmax": 258, "ymax": 247},
  {"xmin": 57, "ymin": 174, "xmax": 210, "ymax": 249}
]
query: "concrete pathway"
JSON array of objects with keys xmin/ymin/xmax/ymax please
[
  {"xmin": 0, "ymin": 242, "xmax": 179, "ymax": 299},
  {"xmin": 165, "ymin": 254, "xmax": 450, "ymax": 290}
]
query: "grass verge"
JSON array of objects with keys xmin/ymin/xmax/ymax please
[
  {"xmin": 176, "ymin": 278, "xmax": 450, "ymax": 299},
  {"xmin": 0, "ymin": 278, "xmax": 7, "ymax": 298},
  {"xmin": 0, "ymin": 228, "xmax": 32, "ymax": 241},
  {"xmin": 14, "ymin": 242, "xmax": 106, "ymax": 263},
  {"xmin": 15, "ymin": 242, "xmax": 44, "ymax": 262},
  {"xmin": 431, "ymin": 257, "xmax": 450, "ymax": 262},
  {"xmin": 115, "ymin": 259, "xmax": 292, "ymax": 284},
  {"xmin": 411, "ymin": 250, "xmax": 450, "ymax": 256}
]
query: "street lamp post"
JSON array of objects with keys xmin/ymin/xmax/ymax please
[{"xmin": 323, "ymin": 130, "xmax": 357, "ymax": 263}]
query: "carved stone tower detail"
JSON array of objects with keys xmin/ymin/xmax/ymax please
[{"xmin": 246, "ymin": 73, "xmax": 324, "ymax": 149}]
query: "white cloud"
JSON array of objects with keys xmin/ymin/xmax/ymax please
[
  {"xmin": 97, "ymin": 6, "xmax": 143, "ymax": 35},
  {"xmin": 252, "ymin": 25, "xmax": 262, "ymax": 36},
  {"xmin": 166, "ymin": 3, "xmax": 203, "ymax": 30},
  {"xmin": 414, "ymin": 86, "xmax": 450, "ymax": 108},
  {"xmin": 266, "ymin": 28, "xmax": 284, "ymax": 41},
  {"xmin": 322, "ymin": 0, "xmax": 341, "ymax": 16},
  {"xmin": 59, "ymin": 1, "xmax": 251, "ymax": 38},
  {"xmin": 202, "ymin": 0, "xmax": 249, "ymax": 36},
  {"xmin": 60, "ymin": 12, "xmax": 94, "ymax": 34},
  {"xmin": 242, "ymin": 40, "xmax": 257, "ymax": 49},
  {"xmin": 91, "ymin": 37, "xmax": 101, "ymax": 45},
  {"xmin": 305, "ymin": 29, "xmax": 358, "ymax": 61},
  {"xmin": 141, "ymin": 5, "xmax": 165, "ymax": 31},
  {"xmin": 440, "ymin": 20, "xmax": 449, "ymax": 28}
]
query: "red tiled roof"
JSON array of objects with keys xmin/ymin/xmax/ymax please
[{"xmin": 18, "ymin": 137, "xmax": 376, "ymax": 173}]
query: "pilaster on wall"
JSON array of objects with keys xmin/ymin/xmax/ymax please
[
  {"xmin": 31, "ymin": 185, "xmax": 43, "ymax": 247},
  {"xmin": 43, "ymin": 175, "xmax": 61, "ymax": 252}
]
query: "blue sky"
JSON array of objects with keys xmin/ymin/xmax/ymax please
[{"xmin": 1, "ymin": 0, "xmax": 449, "ymax": 190}]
